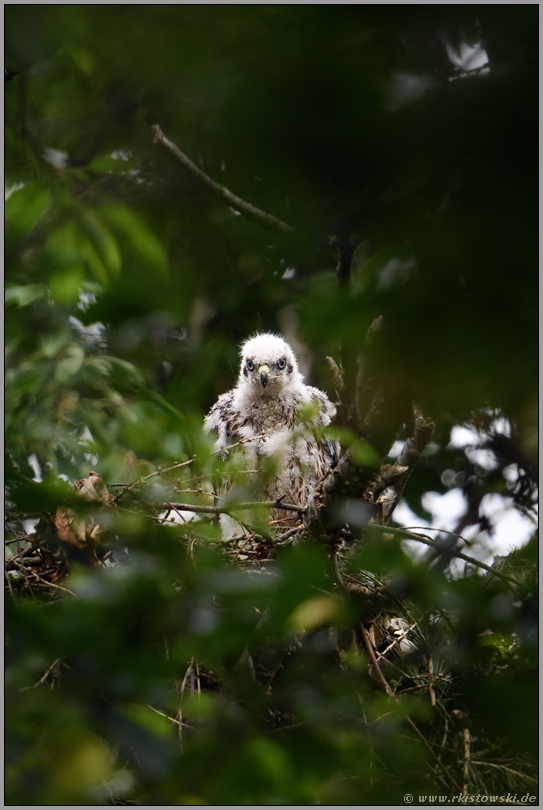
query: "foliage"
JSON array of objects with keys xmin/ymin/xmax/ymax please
[{"xmin": 5, "ymin": 6, "xmax": 538, "ymax": 806}]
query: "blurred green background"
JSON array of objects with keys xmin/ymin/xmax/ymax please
[{"xmin": 5, "ymin": 6, "xmax": 538, "ymax": 805}]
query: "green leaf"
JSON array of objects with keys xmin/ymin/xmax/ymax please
[
  {"xmin": 5, "ymin": 284, "xmax": 48, "ymax": 307},
  {"xmin": 55, "ymin": 344, "xmax": 85, "ymax": 382},
  {"xmin": 49, "ymin": 268, "xmax": 85, "ymax": 305},
  {"xmin": 5, "ymin": 183, "xmax": 51, "ymax": 237},
  {"xmin": 102, "ymin": 206, "xmax": 168, "ymax": 273},
  {"xmin": 82, "ymin": 210, "xmax": 122, "ymax": 275}
]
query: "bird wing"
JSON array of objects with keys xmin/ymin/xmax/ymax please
[
  {"xmin": 204, "ymin": 391, "xmax": 244, "ymax": 451},
  {"xmin": 205, "ymin": 392, "xmax": 259, "ymax": 538},
  {"xmin": 277, "ymin": 384, "xmax": 339, "ymax": 520}
]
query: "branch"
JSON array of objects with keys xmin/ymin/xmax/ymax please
[
  {"xmin": 20, "ymin": 658, "xmax": 62, "ymax": 691},
  {"xmin": 7, "ymin": 558, "xmax": 76, "ymax": 596},
  {"xmin": 374, "ymin": 525, "xmax": 525, "ymax": 589},
  {"xmin": 152, "ymin": 124, "xmax": 294, "ymax": 235},
  {"xmin": 360, "ymin": 624, "xmax": 463, "ymax": 793},
  {"xmin": 380, "ymin": 416, "xmax": 435, "ymax": 524},
  {"xmin": 167, "ymin": 499, "xmax": 307, "ymax": 515},
  {"xmin": 112, "ymin": 459, "xmax": 194, "ymax": 504}
]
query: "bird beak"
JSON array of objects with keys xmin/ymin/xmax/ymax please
[{"xmin": 258, "ymin": 364, "xmax": 270, "ymax": 388}]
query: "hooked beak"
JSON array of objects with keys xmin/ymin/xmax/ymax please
[{"xmin": 258, "ymin": 364, "xmax": 270, "ymax": 388}]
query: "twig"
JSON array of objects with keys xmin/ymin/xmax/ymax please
[
  {"xmin": 469, "ymin": 761, "xmax": 538, "ymax": 784},
  {"xmin": 17, "ymin": 563, "xmax": 76, "ymax": 596},
  {"xmin": 233, "ymin": 534, "xmax": 255, "ymax": 561},
  {"xmin": 360, "ymin": 624, "xmax": 463, "ymax": 793},
  {"xmin": 428, "ymin": 655, "xmax": 437, "ymax": 707},
  {"xmin": 112, "ymin": 459, "xmax": 193, "ymax": 505},
  {"xmin": 20, "ymin": 658, "xmax": 62, "ymax": 691},
  {"xmin": 378, "ymin": 525, "xmax": 524, "ymax": 589},
  {"xmin": 147, "ymin": 705, "xmax": 193, "ymax": 730},
  {"xmin": 212, "ymin": 432, "xmax": 270, "ymax": 455},
  {"xmin": 195, "ymin": 660, "xmax": 201, "ymax": 696},
  {"xmin": 179, "ymin": 660, "xmax": 194, "ymax": 695},
  {"xmin": 167, "ymin": 499, "xmax": 307, "ymax": 515},
  {"xmin": 277, "ymin": 527, "xmax": 300, "ymax": 542},
  {"xmin": 176, "ymin": 488, "xmax": 221, "ymax": 499},
  {"xmin": 379, "ymin": 416, "xmax": 435, "ymax": 524},
  {"xmin": 163, "ymin": 502, "xmax": 189, "ymax": 524},
  {"xmin": 439, "ymin": 716, "xmax": 449, "ymax": 764},
  {"xmin": 152, "ymin": 124, "xmax": 294, "ymax": 234},
  {"xmin": 16, "ymin": 538, "xmax": 35, "ymax": 597},
  {"xmin": 462, "ymin": 726, "xmax": 471, "ymax": 801},
  {"xmin": 374, "ymin": 620, "xmax": 419, "ymax": 663},
  {"xmin": 404, "ymin": 526, "xmax": 473, "ymax": 546}
]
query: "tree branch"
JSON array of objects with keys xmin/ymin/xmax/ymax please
[
  {"xmin": 379, "ymin": 416, "xmax": 435, "ymax": 524},
  {"xmin": 152, "ymin": 124, "xmax": 294, "ymax": 235},
  {"xmin": 375, "ymin": 525, "xmax": 525, "ymax": 589},
  {"xmin": 167, "ymin": 499, "xmax": 307, "ymax": 516},
  {"xmin": 112, "ymin": 459, "xmax": 193, "ymax": 504},
  {"xmin": 360, "ymin": 624, "xmax": 463, "ymax": 793}
]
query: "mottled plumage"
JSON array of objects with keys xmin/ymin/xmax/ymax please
[{"xmin": 205, "ymin": 333, "xmax": 339, "ymax": 538}]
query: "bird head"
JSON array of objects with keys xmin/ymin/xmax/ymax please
[{"xmin": 239, "ymin": 333, "xmax": 300, "ymax": 394}]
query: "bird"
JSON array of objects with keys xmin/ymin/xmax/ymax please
[{"xmin": 204, "ymin": 333, "xmax": 339, "ymax": 539}]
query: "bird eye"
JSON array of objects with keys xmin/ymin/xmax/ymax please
[
  {"xmin": 277, "ymin": 357, "xmax": 286, "ymax": 370},
  {"xmin": 246, "ymin": 359, "xmax": 254, "ymax": 372}
]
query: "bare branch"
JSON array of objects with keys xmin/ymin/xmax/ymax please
[
  {"xmin": 152, "ymin": 124, "xmax": 294, "ymax": 235},
  {"xmin": 374, "ymin": 525, "xmax": 524, "ymax": 589},
  {"xmin": 112, "ymin": 459, "xmax": 194, "ymax": 504},
  {"xmin": 167, "ymin": 499, "xmax": 307, "ymax": 515},
  {"xmin": 147, "ymin": 704, "xmax": 193, "ymax": 731},
  {"xmin": 20, "ymin": 658, "xmax": 62, "ymax": 691}
]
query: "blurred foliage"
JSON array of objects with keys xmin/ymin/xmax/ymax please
[{"xmin": 5, "ymin": 6, "xmax": 538, "ymax": 806}]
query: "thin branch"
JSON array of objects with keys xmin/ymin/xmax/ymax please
[
  {"xmin": 211, "ymin": 432, "xmax": 270, "ymax": 455},
  {"xmin": 277, "ymin": 527, "xmax": 300, "ymax": 542},
  {"xmin": 9, "ymin": 558, "xmax": 76, "ymax": 596},
  {"xmin": 195, "ymin": 660, "xmax": 201, "ymax": 696},
  {"xmin": 360, "ymin": 624, "xmax": 463, "ymax": 793},
  {"xmin": 374, "ymin": 620, "xmax": 420, "ymax": 663},
  {"xmin": 404, "ymin": 526, "xmax": 474, "ymax": 545},
  {"xmin": 462, "ymin": 726, "xmax": 471, "ymax": 801},
  {"xmin": 379, "ymin": 416, "xmax": 435, "ymax": 524},
  {"xmin": 20, "ymin": 658, "xmax": 62, "ymax": 691},
  {"xmin": 428, "ymin": 655, "xmax": 437, "ymax": 707},
  {"xmin": 147, "ymin": 705, "xmax": 193, "ymax": 730},
  {"xmin": 152, "ymin": 124, "xmax": 294, "ymax": 234},
  {"xmin": 16, "ymin": 538, "xmax": 35, "ymax": 597},
  {"xmin": 29, "ymin": 572, "xmax": 76, "ymax": 597},
  {"xmin": 179, "ymin": 660, "xmax": 194, "ymax": 696},
  {"xmin": 112, "ymin": 459, "xmax": 194, "ymax": 504},
  {"xmin": 376, "ymin": 525, "xmax": 524, "ymax": 589},
  {"xmin": 469, "ymin": 761, "xmax": 538, "ymax": 784},
  {"xmin": 167, "ymin": 498, "xmax": 307, "ymax": 515}
]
